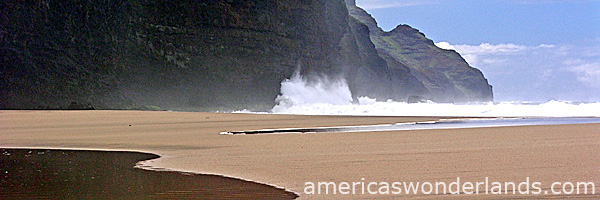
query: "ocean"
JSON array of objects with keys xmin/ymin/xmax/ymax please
[
  {"xmin": 227, "ymin": 74, "xmax": 600, "ymax": 134},
  {"xmin": 239, "ymin": 73, "xmax": 600, "ymax": 117}
]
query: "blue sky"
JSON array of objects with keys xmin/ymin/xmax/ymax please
[
  {"xmin": 356, "ymin": 0, "xmax": 599, "ymax": 45},
  {"xmin": 356, "ymin": 0, "xmax": 600, "ymax": 102}
]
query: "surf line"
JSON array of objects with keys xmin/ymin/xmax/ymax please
[{"xmin": 220, "ymin": 117, "xmax": 600, "ymax": 135}]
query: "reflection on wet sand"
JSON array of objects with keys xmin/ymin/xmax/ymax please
[{"xmin": 0, "ymin": 149, "xmax": 298, "ymax": 199}]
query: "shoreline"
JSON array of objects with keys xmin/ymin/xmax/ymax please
[
  {"xmin": 2, "ymin": 110, "xmax": 599, "ymax": 199},
  {"xmin": 1, "ymin": 146, "xmax": 302, "ymax": 198},
  {"xmin": 0, "ymin": 148, "xmax": 298, "ymax": 199},
  {"xmin": 221, "ymin": 117, "xmax": 600, "ymax": 135}
]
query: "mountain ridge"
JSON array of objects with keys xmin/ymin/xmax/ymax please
[
  {"xmin": 1, "ymin": 0, "xmax": 492, "ymax": 110},
  {"xmin": 346, "ymin": 2, "xmax": 493, "ymax": 102}
]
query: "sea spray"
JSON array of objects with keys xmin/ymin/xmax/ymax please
[
  {"xmin": 274, "ymin": 100, "xmax": 600, "ymax": 117},
  {"xmin": 270, "ymin": 72, "xmax": 600, "ymax": 117},
  {"xmin": 272, "ymin": 70, "xmax": 353, "ymax": 113}
]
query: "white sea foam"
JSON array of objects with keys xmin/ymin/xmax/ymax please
[
  {"xmin": 271, "ymin": 70, "xmax": 353, "ymax": 113},
  {"xmin": 270, "ymin": 74, "xmax": 600, "ymax": 117}
]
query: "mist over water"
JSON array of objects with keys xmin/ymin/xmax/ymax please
[
  {"xmin": 272, "ymin": 70, "xmax": 353, "ymax": 113},
  {"xmin": 270, "ymin": 74, "xmax": 600, "ymax": 117}
]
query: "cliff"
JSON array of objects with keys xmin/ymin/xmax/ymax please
[
  {"xmin": 1, "ymin": 0, "xmax": 492, "ymax": 111},
  {"xmin": 347, "ymin": 3, "xmax": 493, "ymax": 102}
]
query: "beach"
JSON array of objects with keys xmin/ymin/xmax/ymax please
[
  {"xmin": 0, "ymin": 148, "xmax": 297, "ymax": 199},
  {"xmin": 1, "ymin": 110, "xmax": 599, "ymax": 199}
]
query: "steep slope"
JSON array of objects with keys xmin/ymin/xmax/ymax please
[
  {"xmin": 1, "ymin": 0, "xmax": 431, "ymax": 110},
  {"xmin": 4, "ymin": 0, "xmax": 350, "ymax": 110},
  {"xmin": 1, "ymin": 0, "xmax": 491, "ymax": 111},
  {"xmin": 347, "ymin": 3, "xmax": 493, "ymax": 102},
  {"xmin": 342, "ymin": 16, "xmax": 429, "ymax": 101}
]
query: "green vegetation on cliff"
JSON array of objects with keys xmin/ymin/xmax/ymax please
[
  {"xmin": 1, "ymin": 0, "xmax": 492, "ymax": 110},
  {"xmin": 347, "ymin": 4, "xmax": 493, "ymax": 102}
]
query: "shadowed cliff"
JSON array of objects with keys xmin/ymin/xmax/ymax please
[{"xmin": 1, "ymin": 0, "xmax": 492, "ymax": 111}]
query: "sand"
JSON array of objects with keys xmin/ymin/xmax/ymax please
[
  {"xmin": 1, "ymin": 110, "xmax": 599, "ymax": 199},
  {"xmin": 0, "ymin": 148, "xmax": 297, "ymax": 199}
]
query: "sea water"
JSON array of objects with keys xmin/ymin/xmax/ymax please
[
  {"xmin": 221, "ymin": 117, "xmax": 600, "ymax": 135},
  {"xmin": 265, "ymin": 73, "xmax": 600, "ymax": 117},
  {"xmin": 270, "ymin": 99, "xmax": 600, "ymax": 117},
  {"xmin": 227, "ymin": 73, "xmax": 600, "ymax": 134}
]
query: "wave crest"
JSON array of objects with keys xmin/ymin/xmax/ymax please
[{"xmin": 271, "ymin": 73, "xmax": 600, "ymax": 117}]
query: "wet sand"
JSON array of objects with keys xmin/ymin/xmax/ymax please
[
  {"xmin": 1, "ymin": 110, "xmax": 599, "ymax": 199},
  {"xmin": 0, "ymin": 148, "xmax": 297, "ymax": 199}
]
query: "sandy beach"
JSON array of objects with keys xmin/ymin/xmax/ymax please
[{"xmin": 1, "ymin": 110, "xmax": 599, "ymax": 199}]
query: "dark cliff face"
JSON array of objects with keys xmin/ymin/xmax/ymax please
[
  {"xmin": 1, "ymin": 0, "xmax": 362, "ymax": 110},
  {"xmin": 341, "ymin": 15, "xmax": 429, "ymax": 101},
  {"xmin": 1, "ymin": 0, "xmax": 491, "ymax": 110},
  {"xmin": 347, "ymin": 4, "xmax": 493, "ymax": 102}
]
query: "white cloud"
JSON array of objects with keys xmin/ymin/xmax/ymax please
[
  {"xmin": 435, "ymin": 41, "xmax": 600, "ymax": 101},
  {"xmin": 434, "ymin": 42, "xmax": 455, "ymax": 50},
  {"xmin": 435, "ymin": 42, "xmax": 559, "ymax": 66},
  {"xmin": 459, "ymin": 43, "xmax": 527, "ymax": 54},
  {"xmin": 538, "ymin": 44, "xmax": 556, "ymax": 48},
  {"xmin": 356, "ymin": 0, "xmax": 437, "ymax": 9}
]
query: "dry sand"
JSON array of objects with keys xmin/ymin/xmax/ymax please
[{"xmin": 1, "ymin": 110, "xmax": 599, "ymax": 199}]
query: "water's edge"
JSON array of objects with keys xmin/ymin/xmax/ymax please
[
  {"xmin": 0, "ymin": 148, "xmax": 299, "ymax": 199},
  {"xmin": 221, "ymin": 117, "xmax": 600, "ymax": 135}
]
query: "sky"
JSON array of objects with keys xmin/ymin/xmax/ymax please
[{"xmin": 356, "ymin": 0, "xmax": 600, "ymax": 102}]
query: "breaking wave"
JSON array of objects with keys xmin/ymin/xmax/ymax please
[
  {"xmin": 270, "ymin": 74, "xmax": 600, "ymax": 117},
  {"xmin": 272, "ymin": 70, "xmax": 353, "ymax": 112}
]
